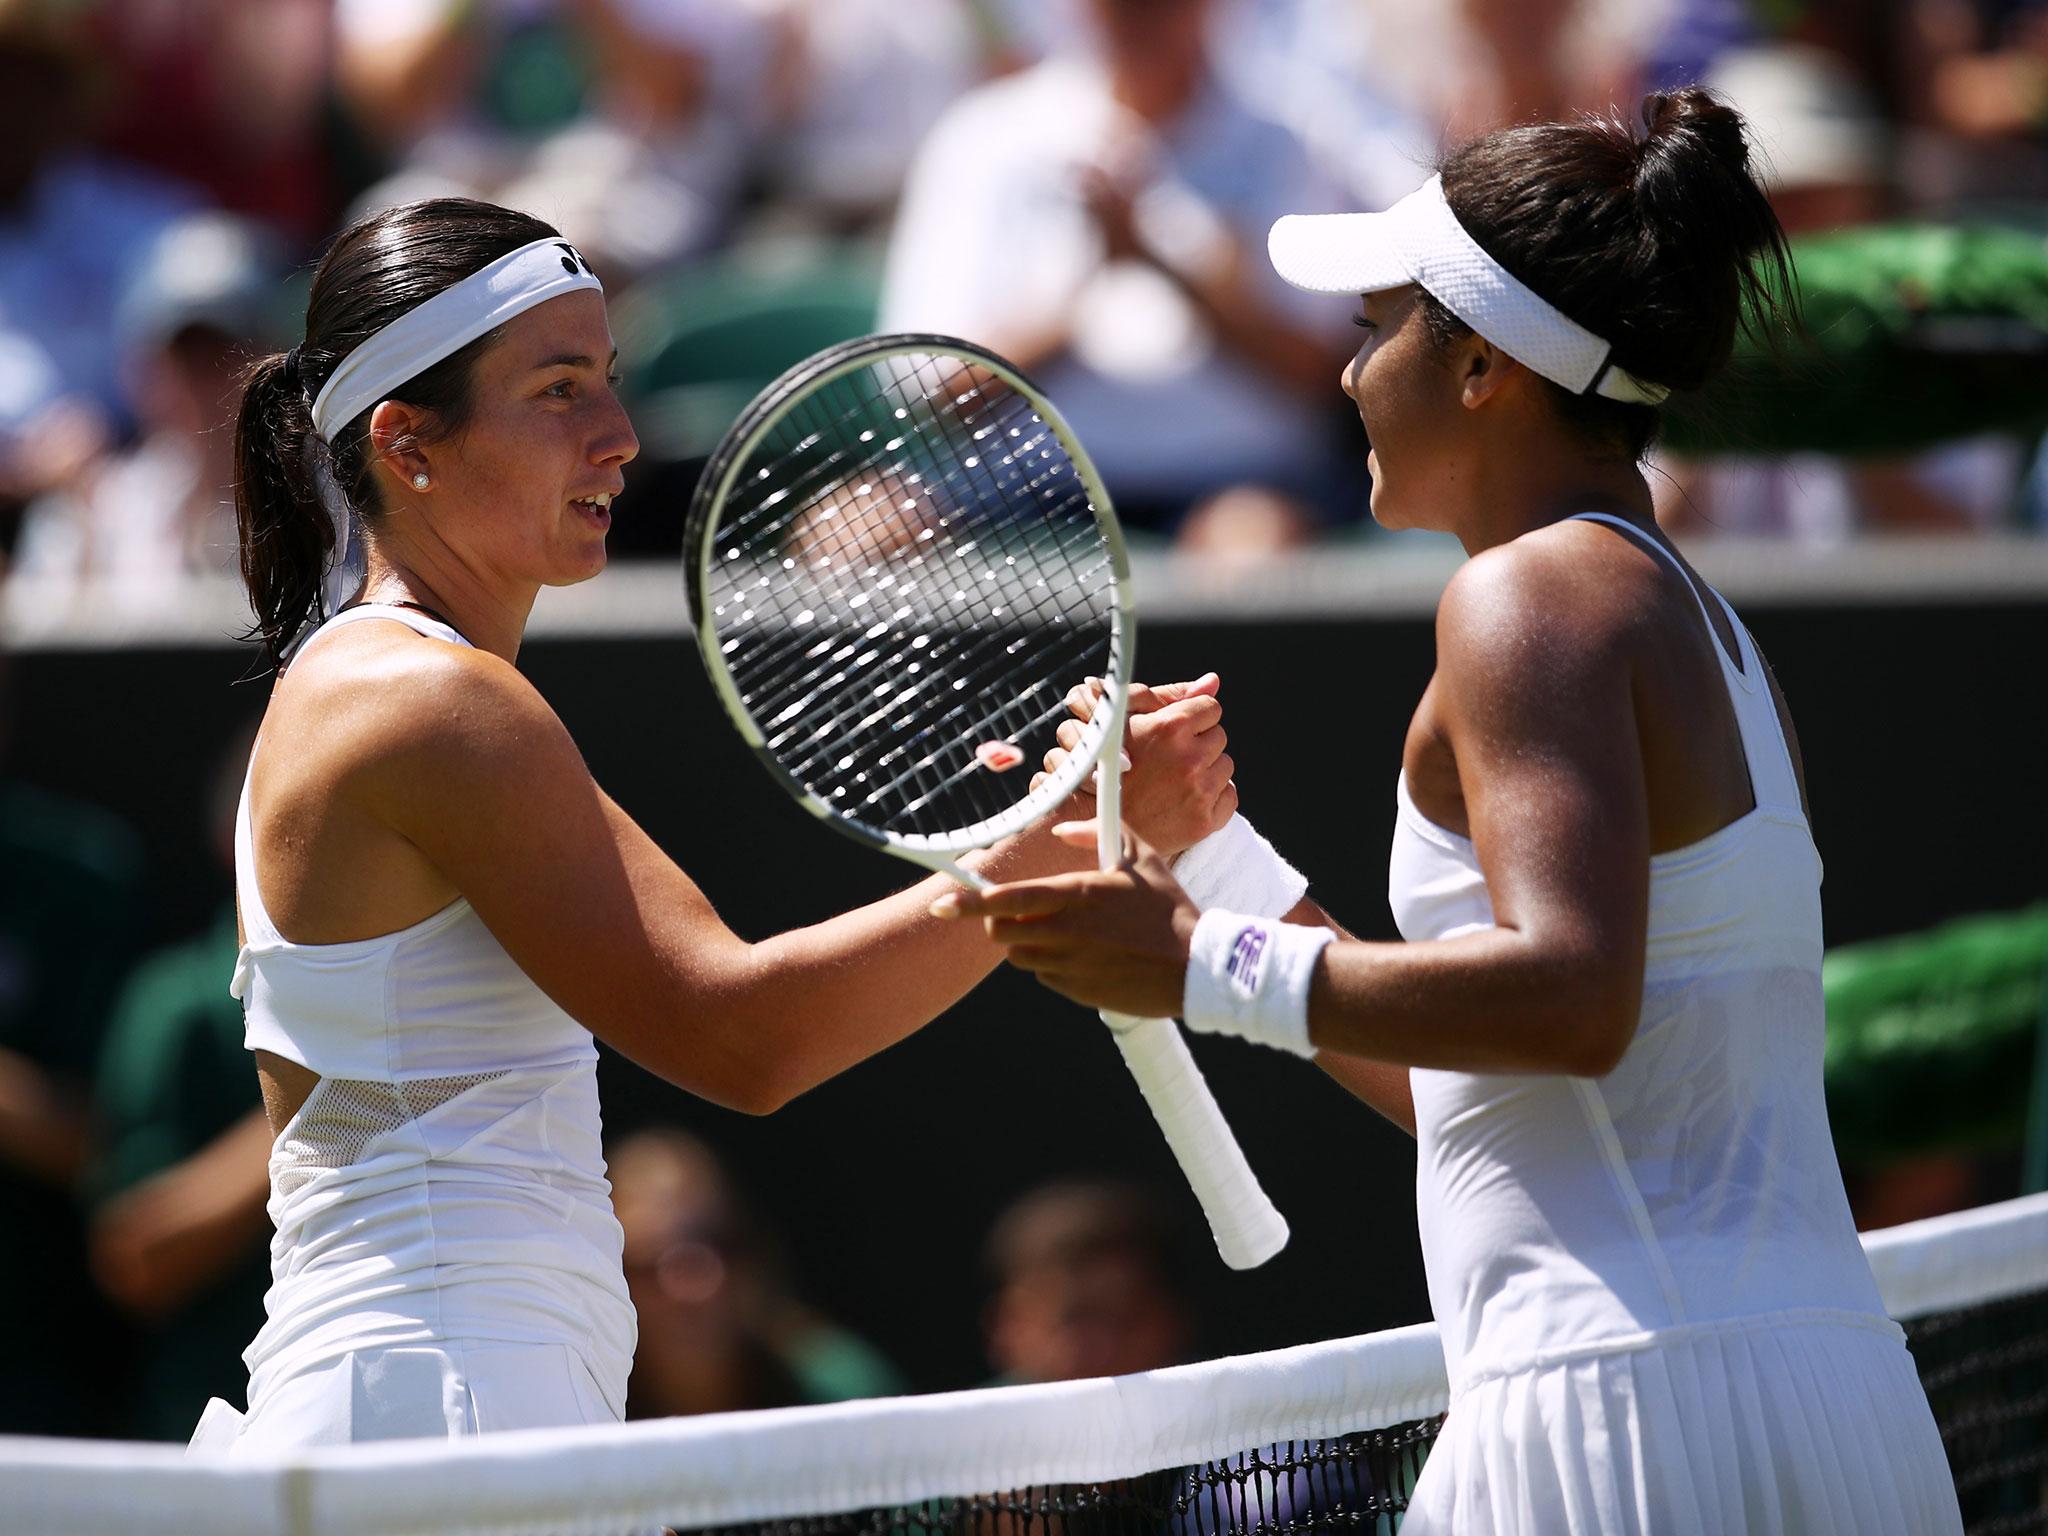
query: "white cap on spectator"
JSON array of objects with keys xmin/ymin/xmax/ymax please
[
  {"xmin": 1704, "ymin": 43, "xmax": 1886, "ymax": 191},
  {"xmin": 118, "ymin": 214, "xmax": 279, "ymax": 356}
]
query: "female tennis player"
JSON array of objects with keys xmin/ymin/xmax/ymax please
[
  {"xmin": 196, "ymin": 197, "xmax": 1233, "ymax": 1454},
  {"xmin": 941, "ymin": 91, "xmax": 1965, "ymax": 1533}
]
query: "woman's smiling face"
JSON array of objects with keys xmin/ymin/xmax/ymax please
[
  {"xmin": 1341, "ymin": 284, "xmax": 1473, "ymax": 534},
  {"xmin": 415, "ymin": 289, "xmax": 640, "ymax": 588}
]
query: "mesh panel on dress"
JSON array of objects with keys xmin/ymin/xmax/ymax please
[{"xmin": 274, "ymin": 1072, "xmax": 505, "ymax": 1199}]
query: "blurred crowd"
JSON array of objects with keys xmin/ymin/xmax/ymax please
[{"xmin": 0, "ymin": 0, "xmax": 2045, "ymax": 617}]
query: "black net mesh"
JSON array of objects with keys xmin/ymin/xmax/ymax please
[
  {"xmin": 676, "ymin": 1422, "xmax": 1442, "ymax": 1536},
  {"xmin": 1907, "ymin": 1283, "xmax": 2048, "ymax": 1534},
  {"xmin": 694, "ymin": 345, "xmax": 1120, "ymax": 845},
  {"xmin": 667, "ymin": 1283, "xmax": 2048, "ymax": 1536}
]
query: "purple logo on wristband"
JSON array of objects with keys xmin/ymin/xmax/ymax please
[{"xmin": 1226, "ymin": 925, "xmax": 1268, "ymax": 992}]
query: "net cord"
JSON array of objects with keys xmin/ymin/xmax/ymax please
[
  {"xmin": 6, "ymin": 1194, "xmax": 2043, "ymax": 1536},
  {"xmin": 1864, "ymin": 1188, "xmax": 2048, "ymax": 1320}
]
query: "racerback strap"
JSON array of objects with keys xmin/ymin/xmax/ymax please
[{"xmin": 1566, "ymin": 512, "xmax": 1804, "ymax": 820}]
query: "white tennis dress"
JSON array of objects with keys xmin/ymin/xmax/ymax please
[
  {"xmin": 192, "ymin": 605, "xmax": 636, "ymax": 1456},
  {"xmin": 1388, "ymin": 514, "xmax": 1961, "ymax": 1534}
]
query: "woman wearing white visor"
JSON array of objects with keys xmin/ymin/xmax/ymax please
[
  {"xmin": 197, "ymin": 198, "xmax": 1227, "ymax": 1453},
  {"xmin": 941, "ymin": 90, "xmax": 1964, "ymax": 1533}
]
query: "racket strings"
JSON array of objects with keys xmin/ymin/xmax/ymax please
[
  {"xmin": 824, "ymin": 364, "xmax": 1119, "ymax": 819},
  {"xmin": 718, "ymin": 368, "xmax": 1084, "ymax": 708},
  {"xmin": 720, "ymin": 364, "xmax": 1105, "ymax": 606},
  {"xmin": 741, "ymin": 377, "xmax": 1107, "ymax": 685},
  {"xmin": 713, "ymin": 359, "xmax": 1042, "ymax": 571},
  {"xmin": 702, "ymin": 347, "xmax": 1122, "ymax": 840},
  {"xmin": 779, "ymin": 371, "xmax": 1115, "ymax": 815},
  {"xmin": 730, "ymin": 378, "xmax": 1104, "ymax": 820},
  {"xmin": 724, "ymin": 380, "xmax": 1069, "ymax": 704},
  {"xmin": 853, "ymin": 627, "xmax": 1116, "ymax": 823}
]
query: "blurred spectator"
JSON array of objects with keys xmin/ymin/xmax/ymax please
[
  {"xmin": 1639, "ymin": 0, "xmax": 1761, "ymax": 92},
  {"xmin": 983, "ymin": 0, "xmax": 1087, "ymax": 61},
  {"xmin": 496, "ymin": 0, "xmax": 781, "ymax": 278},
  {"xmin": 1211, "ymin": 0, "xmax": 1432, "ymax": 210},
  {"xmin": 879, "ymin": 0, "xmax": 1360, "ymax": 550},
  {"xmin": 0, "ymin": 0, "xmax": 196, "ymax": 547},
  {"xmin": 1908, "ymin": 0, "xmax": 2048, "ymax": 145},
  {"xmin": 86, "ymin": 724, "xmax": 268, "ymax": 1441},
  {"xmin": 89, "ymin": 0, "xmax": 341, "ymax": 251},
  {"xmin": 334, "ymin": 0, "xmax": 567, "ymax": 163},
  {"xmin": 982, "ymin": 1180, "xmax": 1190, "ymax": 1384},
  {"xmin": 9, "ymin": 213, "xmax": 281, "ymax": 602},
  {"xmin": 338, "ymin": 0, "xmax": 778, "ymax": 280},
  {"xmin": 753, "ymin": 0, "xmax": 1006, "ymax": 236},
  {"xmin": 1713, "ymin": 42, "xmax": 1894, "ymax": 231},
  {"xmin": 0, "ymin": 651, "xmax": 146, "ymax": 1434},
  {"xmin": 979, "ymin": 1182, "xmax": 1377, "ymax": 1534},
  {"xmin": 1901, "ymin": 0, "xmax": 2048, "ymax": 208},
  {"xmin": 1347, "ymin": 0, "xmax": 1666, "ymax": 144},
  {"xmin": 1657, "ymin": 43, "xmax": 2032, "ymax": 538},
  {"xmin": 610, "ymin": 1128, "xmax": 902, "ymax": 1417}
]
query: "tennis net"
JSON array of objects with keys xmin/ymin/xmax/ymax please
[{"xmin": 6, "ymin": 1193, "xmax": 2043, "ymax": 1536}]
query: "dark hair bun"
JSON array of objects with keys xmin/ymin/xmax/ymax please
[
  {"xmin": 1632, "ymin": 88, "xmax": 1765, "ymax": 261},
  {"xmin": 1435, "ymin": 88, "xmax": 1794, "ymax": 455},
  {"xmin": 1640, "ymin": 87, "xmax": 1752, "ymax": 179}
]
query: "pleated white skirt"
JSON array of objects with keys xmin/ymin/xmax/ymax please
[{"xmin": 1402, "ymin": 1310, "xmax": 1962, "ymax": 1536}]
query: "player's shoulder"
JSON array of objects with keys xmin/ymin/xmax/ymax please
[
  {"xmin": 1436, "ymin": 519, "xmax": 1657, "ymax": 675},
  {"xmin": 274, "ymin": 619, "xmax": 561, "ymax": 776}
]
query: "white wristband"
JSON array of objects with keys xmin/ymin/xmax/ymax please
[
  {"xmin": 1170, "ymin": 814, "xmax": 1308, "ymax": 917},
  {"xmin": 1183, "ymin": 908, "xmax": 1335, "ymax": 1059}
]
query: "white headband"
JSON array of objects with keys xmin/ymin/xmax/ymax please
[
  {"xmin": 1268, "ymin": 176, "xmax": 1670, "ymax": 406},
  {"xmin": 310, "ymin": 236, "xmax": 604, "ymax": 441},
  {"xmin": 294, "ymin": 237, "xmax": 604, "ymax": 643}
]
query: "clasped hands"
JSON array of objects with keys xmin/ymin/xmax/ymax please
[{"xmin": 935, "ymin": 674, "xmax": 1230, "ymax": 1019}]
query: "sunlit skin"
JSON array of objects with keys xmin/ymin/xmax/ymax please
[
  {"xmin": 242, "ymin": 280, "xmax": 1240, "ymax": 1137},
  {"xmin": 939, "ymin": 285, "xmax": 1809, "ymax": 1131}
]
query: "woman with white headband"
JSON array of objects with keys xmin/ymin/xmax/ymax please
[
  {"xmin": 203, "ymin": 198, "xmax": 1231, "ymax": 1453},
  {"xmin": 943, "ymin": 91, "xmax": 1964, "ymax": 1533}
]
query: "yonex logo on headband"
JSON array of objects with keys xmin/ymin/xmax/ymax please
[{"xmin": 309, "ymin": 235, "xmax": 605, "ymax": 444}]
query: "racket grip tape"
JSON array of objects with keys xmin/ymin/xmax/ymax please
[{"xmin": 1102, "ymin": 1012, "xmax": 1290, "ymax": 1269}]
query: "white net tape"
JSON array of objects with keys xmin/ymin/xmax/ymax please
[{"xmin": 4, "ymin": 1194, "xmax": 2044, "ymax": 1536}]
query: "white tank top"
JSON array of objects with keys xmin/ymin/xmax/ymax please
[
  {"xmin": 231, "ymin": 605, "xmax": 635, "ymax": 1416},
  {"xmin": 1390, "ymin": 513, "xmax": 1890, "ymax": 1392}
]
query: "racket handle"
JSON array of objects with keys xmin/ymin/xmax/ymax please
[{"xmin": 1101, "ymin": 1012, "xmax": 1290, "ymax": 1269}]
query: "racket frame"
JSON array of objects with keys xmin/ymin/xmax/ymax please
[{"xmin": 684, "ymin": 333, "xmax": 1133, "ymax": 873}]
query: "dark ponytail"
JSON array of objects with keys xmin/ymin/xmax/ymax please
[
  {"xmin": 233, "ymin": 198, "xmax": 560, "ymax": 667},
  {"xmin": 233, "ymin": 348, "xmax": 332, "ymax": 669},
  {"xmin": 1423, "ymin": 86, "xmax": 1796, "ymax": 457}
]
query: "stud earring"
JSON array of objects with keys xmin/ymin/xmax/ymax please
[{"xmin": 411, "ymin": 472, "xmax": 430, "ymax": 491}]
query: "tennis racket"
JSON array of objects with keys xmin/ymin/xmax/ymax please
[{"xmin": 682, "ymin": 333, "xmax": 1288, "ymax": 1270}]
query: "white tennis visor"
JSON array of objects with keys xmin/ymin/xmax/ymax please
[{"xmin": 1268, "ymin": 176, "xmax": 1670, "ymax": 406}]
